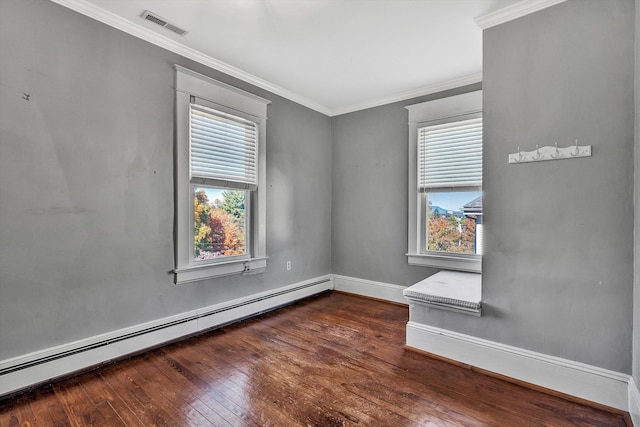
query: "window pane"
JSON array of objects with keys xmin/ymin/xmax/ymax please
[
  {"xmin": 193, "ymin": 187, "xmax": 247, "ymax": 260},
  {"xmin": 425, "ymin": 191, "xmax": 482, "ymax": 255}
]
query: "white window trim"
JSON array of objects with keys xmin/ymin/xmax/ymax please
[
  {"xmin": 174, "ymin": 65, "xmax": 271, "ymax": 284},
  {"xmin": 405, "ymin": 91, "xmax": 483, "ymax": 273}
]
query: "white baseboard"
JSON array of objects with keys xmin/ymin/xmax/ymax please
[
  {"xmin": 406, "ymin": 321, "xmax": 630, "ymax": 411},
  {"xmin": 0, "ymin": 275, "xmax": 333, "ymax": 397},
  {"xmin": 332, "ymin": 274, "xmax": 407, "ymax": 305},
  {"xmin": 630, "ymin": 377, "xmax": 640, "ymax": 426}
]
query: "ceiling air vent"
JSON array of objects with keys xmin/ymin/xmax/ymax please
[{"xmin": 140, "ymin": 10, "xmax": 188, "ymax": 36}]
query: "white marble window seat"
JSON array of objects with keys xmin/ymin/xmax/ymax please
[{"xmin": 403, "ymin": 271, "xmax": 482, "ymax": 316}]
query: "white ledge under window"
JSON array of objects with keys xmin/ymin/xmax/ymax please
[
  {"xmin": 403, "ymin": 270, "xmax": 482, "ymax": 316},
  {"xmin": 406, "ymin": 252, "xmax": 481, "ymax": 273},
  {"xmin": 174, "ymin": 257, "xmax": 268, "ymax": 285}
]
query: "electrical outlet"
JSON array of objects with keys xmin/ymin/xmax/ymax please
[{"xmin": 286, "ymin": 261, "xmax": 292, "ymax": 271}]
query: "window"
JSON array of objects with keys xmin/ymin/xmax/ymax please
[
  {"xmin": 174, "ymin": 65, "xmax": 270, "ymax": 284},
  {"xmin": 406, "ymin": 91, "xmax": 482, "ymax": 273},
  {"xmin": 193, "ymin": 187, "xmax": 247, "ymax": 260}
]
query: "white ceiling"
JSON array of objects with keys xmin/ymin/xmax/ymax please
[{"xmin": 58, "ymin": 0, "xmax": 525, "ymax": 116}]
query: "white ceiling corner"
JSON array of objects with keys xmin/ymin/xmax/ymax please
[{"xmin": 49, "ymin": 0, "xmax": 562, "ymax": 116}]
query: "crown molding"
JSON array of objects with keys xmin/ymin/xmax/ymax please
[
  {"xmin": 475, "ymin": 0, "xmax": 568, "ymax": 30},
  {"xmin": 330, "ymin": 73, "xmax": 482, "ymax": 117},
  {"xmin": 49, "ymin": 0, "xmax": 333, "ymax": 116},
  {"xmin": 50, "ymin": 0, "xmax": 485, "ymax": 117}
]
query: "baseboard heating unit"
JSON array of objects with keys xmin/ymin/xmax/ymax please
[{"xmin": 0, "ymin": 276, "xmax": 333, "ymax": 398}]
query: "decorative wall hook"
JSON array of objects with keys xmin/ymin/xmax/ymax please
[
  {"xmin": 570, "ymin": 139, "xmax": 580, "ymax": 157},
  {"xmin": 533, "ymin": 145, "xmax": 541, "ymax": 160},
  {"xmin": 508, "ymin": 140, "xmax": 591, "ymax": 164}
]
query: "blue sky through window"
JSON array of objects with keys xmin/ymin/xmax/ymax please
[{"xmin": 200, "ymin": 187, "xmax": 225, "ymax": 205}]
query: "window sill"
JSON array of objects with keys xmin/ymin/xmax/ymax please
[
  {"xmin": 403, "ymin": 270, "xmax": 482, "ymax": 316},
  {"xmin": 174, "ymin": 257, "xmax": 267, "ymax": 284},
  {"xmin": 406, "ymin": 253, "xmax": 481, "ymax": 273}
]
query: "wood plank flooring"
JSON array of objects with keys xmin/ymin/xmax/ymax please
[{"xmin": 0, "ymin": 292, "xmax": 630, "ymax": 426}]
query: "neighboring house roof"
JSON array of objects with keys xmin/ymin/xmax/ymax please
[{"xmin": 462, "ymin": 196, "xmax": 482, "ymax": 214}]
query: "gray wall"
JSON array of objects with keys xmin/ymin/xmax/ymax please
[
  {"xmin": 331, "ymin": 84, "xmax": 481, "ymax": 286},
  {"xmin": 0, "ymin": 0, "xmax": 332, "ymax": 360},
  {"xmin": 634, "ymin": 0, "xmax": 640, "ymax": 381}
]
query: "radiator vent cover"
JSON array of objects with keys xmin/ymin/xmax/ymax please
[{"xmin": 141, "ymin": 10, "xmax": 188, "ymax": 36}]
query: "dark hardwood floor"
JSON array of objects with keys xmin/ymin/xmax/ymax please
[{"xmin": 0, "ymin": 292, "xmax": 630, "ymax": 426}]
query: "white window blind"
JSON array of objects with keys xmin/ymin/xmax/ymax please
[
  {"xmin": 190, "ymin": 103, "xmax": 258, "ymax": 190},
  {"xmin": 418, "ymin": 117, "xmax": 482, "ymax": 190}
]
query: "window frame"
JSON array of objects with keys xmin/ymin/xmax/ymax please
[
  {"xmin": 405, "ymin": 91, "xmax": 483, "ymax": 273},
  {"xmin": 174, "ymin": 65, "xmax": 270, "ymax": 284}
]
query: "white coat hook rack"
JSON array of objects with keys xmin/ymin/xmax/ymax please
[{"xmin": 508, "ymin": 140, "xmax": 591, "ymax": 164}]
